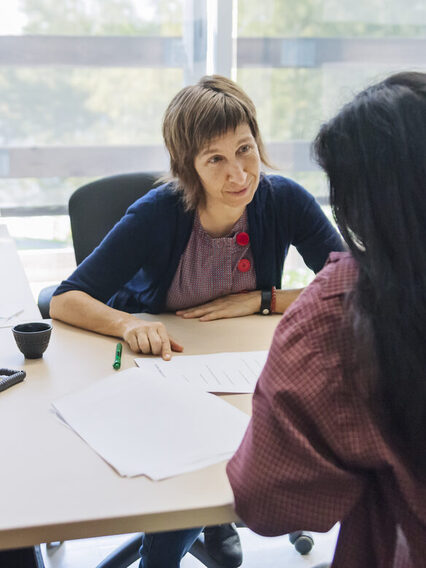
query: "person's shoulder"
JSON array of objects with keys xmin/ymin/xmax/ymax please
[
  {"xmin": 284, "ymin": 252, "xmax": 356, "ymax": 326},
  {"xmin": 317, "ymin": 252, "xmax": 358, "ymax": 299},
  {"xmin": 127, "ymin": 182, "xmax": 185, "ymax": 215},
  {"xmin": 130, "ymin": 182, "xmax": 181, "ymax": 206},
  {"xmin": 261, "ymin": 173, "xmax": 308, "ymax": 190},
  {"xmin": 258, "ymin": 173, "xmax": 314, "ymax": 204}
]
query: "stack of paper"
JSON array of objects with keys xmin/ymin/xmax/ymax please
[
  {"xmin": 135, "ymin": 351, "xmax": 268, "ymax": 393},
  {"xmin": 52, "ymin": 368, "xmax": 250, "ymax": 480}
]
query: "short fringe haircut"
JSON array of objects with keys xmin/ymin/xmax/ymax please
[{"xmin": 162, "ymin": 75, "xmax": 273, "ymax": 210}]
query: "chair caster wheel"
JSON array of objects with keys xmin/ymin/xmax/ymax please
[{"xmin": 289, "ymin": 531, "xmax": 314, "ymax": 555}]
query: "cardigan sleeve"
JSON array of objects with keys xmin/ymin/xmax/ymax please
[
  {"xmin": 226, "ymin": 270, "xmax": 364, "ymax": 536},
  {"xmin": 285, "ymin": 180, "xmax": 345, "ymax": 273},
  {"xmin": 53, "ymin": 192, "xmax": 168, "ymax": 304}
]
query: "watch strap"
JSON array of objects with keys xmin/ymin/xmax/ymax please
[{"xmin": 260, "ymin": 289, "xmax": 272, "ymax": 315}]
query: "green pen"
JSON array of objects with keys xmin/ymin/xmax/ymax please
[{"xmin": 113, "ymin": 342, "xmax": 122, "ymax": 370}]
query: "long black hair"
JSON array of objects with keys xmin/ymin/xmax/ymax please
[{"xmin": 313, "ymin": 72, "xmax": 426, "ymax": 472}]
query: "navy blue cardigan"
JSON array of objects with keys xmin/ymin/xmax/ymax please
[{"xmin": 54, "ymin": 174, "xmax": 344, "ymax": 313}]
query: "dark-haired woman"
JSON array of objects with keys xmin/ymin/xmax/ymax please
[
  {"xmin": 51, "ymin": 75, "xmax": 343, "ymax": 567},
  {"xmin": 227, "ymin": 71, "xmax": 426, "ymax": 567}
]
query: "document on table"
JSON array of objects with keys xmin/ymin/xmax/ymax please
[
  {"xmin": 135, "ymin": 351, "xmax": 268, "ymax": 393},
  {"xmin": 51, "ymin": 368, "xmax": 250, "ymax": 480},
  {"xmin": 0, "ymin": 300, "xmax": 24, "ymax": 328}
]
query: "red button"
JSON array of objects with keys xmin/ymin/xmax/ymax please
[
  {"xmin": 238, "ymin": 258, "xmax": 251, "ymax": 272},
  {"xmin": 236, "ymin": 231, "xmax": 249, "ymax": 246}
]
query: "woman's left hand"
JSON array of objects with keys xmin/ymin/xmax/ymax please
[{"xmin": 176, "ymin": 291, "xmax": 261, "ymax": 321}]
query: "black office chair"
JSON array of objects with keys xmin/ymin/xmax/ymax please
[{"xmin": 37, "ymin": 172, "xmax": 161, "ymax": 319}]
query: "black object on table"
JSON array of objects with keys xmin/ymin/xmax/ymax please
[{"xmin": 0, "ymin": 368, "xmax": 26, "ymax": 393}]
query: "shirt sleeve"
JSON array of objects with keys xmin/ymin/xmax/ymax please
[
  {"xmin": 226, "ymin": 282, "xmax": 364, "ymax": 537},
  {"xmin": 53, "ymin": 195, "xmax": 162, "ymax": 304},
  {"xmin": 290, "ymin": 186, "xmax": 345, "ymax": 273}
]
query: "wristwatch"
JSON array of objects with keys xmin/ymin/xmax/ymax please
[{"xmin": 260, "ymin": 289, "xmax": 272, "ymax": 315}]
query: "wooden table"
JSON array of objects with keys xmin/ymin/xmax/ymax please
[
  {"xmin": 0, "ymin": 313, "xmax": 281, "ymax": 550},
  {"xmin": 0, "ymin": 224, "xmax": 41, "ymax": 325}
]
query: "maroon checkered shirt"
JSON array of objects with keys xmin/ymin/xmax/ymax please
[
  {"xmin": 166, "ymin": 210, "xmax": 256, "ymax": 311},
  {"xmin": 227, "ymin": 252, "xmax": 426, "ymax": 567}
]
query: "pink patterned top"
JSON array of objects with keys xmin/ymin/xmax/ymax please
[
  {"xmin": 227, "ymin": 252, "xmax": 426, "ymax": 567},
  {"xmin": 166, "ymin": 209, "xmax": 256, "ymax": 311}
]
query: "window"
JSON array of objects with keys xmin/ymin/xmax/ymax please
[
  {"xmin": 1, "ymin": 0, "xmax": 425, "ymax": 295},
  {"xmin": 235, "ymin": 0, "xmax": 426, "ymax": 286}
]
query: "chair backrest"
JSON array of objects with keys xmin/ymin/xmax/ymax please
[{"xmin": 69, "ymin": 171, "xmax": 161, "ymax": 265}]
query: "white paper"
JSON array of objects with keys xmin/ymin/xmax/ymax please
[
  {"xmin": 0, "ymin": 301, "xmax": 24, "ymax": 327},
  {"xmin": 52, "ymin": 368, "xmax": 250, "ymax": 480},
  {"xmin": 0, "ymin": 224, "xmax": 42, "ymax": 324},
  {"xmin": 135, "ymin": 351, "xmax": 268, "ymax": 393},
  {"xmin": 0, "ymin": 300, "xmax": 23, "ymax": 318}
]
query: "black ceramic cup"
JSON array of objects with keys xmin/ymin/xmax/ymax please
[{"xmin": 12, "ymin": 322, "xmax": 52, "ymax": 359}]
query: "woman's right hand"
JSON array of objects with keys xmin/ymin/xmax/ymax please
[
  {"xmin": 121, "ymin": 318, "xmax": 184, "ymax": 360},
  {"xmin": 50, "ymin": 291, "xmax": 183, "ymax": 361}
]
